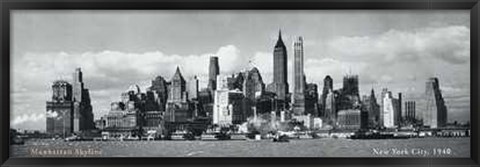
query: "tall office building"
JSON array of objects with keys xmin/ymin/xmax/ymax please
[
  {"xmin": 337, "ymin": 75, "xmax": 361, "ymax": 111},
  {"xmin": 71, "ymin": 68, "xmax": 94, "ymax": 132},
  {"xmin": 188, "ymin": 76, "xmax": 199, "ymax": 101},
  {"xmin": 305, "ymin": 83, "xmax": 319, "ymax": 116},
  {"xmin": 208, "ymin": 56, "xmax": 220, "ymax": 93},
  {"xmin": 363, "ymin": 88, "xmax": 380, "ymax": 128},
  {"xmin": 165, "ymin": 67, "xmax": 192, "ymax": 122},
  {"xmin": 266, "ymin": 30, "xmax": 289, "ymax": 108},
  {"xmin": 168, "ymin": 67, "xmax": 187, "ymax": 103},
  {"xmin": 342, "ymin": 75, "xmax": 359, "ymax": 96},
  {"xmin": 150, "ymin": 76, "xmax": 169, "ymax": 111},
  {"xmin": 405, "ymin": 101, "xmax": 416, "ymax": 123},
  {"xmin": 213, "ymin": 82, "xmax": 246, "ymax": 126},
  {"xmin": 46, "ymin": 80, "xmax": 74, "ymax": 137},
  {"xmin": 380, "ymin": 88, "xmax": 388, "ymax": 126},
  {"xmin": 382, "ymin": 91, "xmax": 402, "ymax": 128},
  {"xmin": 243, "ymin": 67, "xmax": 265, "ymax": 101},
  {"xmin": 72, "ymin": 68, "xmax": 83, "ymax": 132},
  {"xmin": 324, "ymin": 89, "xmax": 336, "ymax": 124},
  {"xmin": 320, "ymin": 75, "xmax": 333, "ymax": 115},
  {"xmin": 423, "ymin": 77, "xmax": 447, "ymax": 128},
  {"xmin": 292, "ymin": 36, "xmax": 305, "ymax": 115}
]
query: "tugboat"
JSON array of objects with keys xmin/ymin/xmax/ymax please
[{"xmin": 271, "ymin": 132, "xmax": 289, "ymax": 142}]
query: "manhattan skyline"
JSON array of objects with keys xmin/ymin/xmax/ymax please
[{"xmin": 11, "ymin": 10, "xmax": 470, "ymax": 130}]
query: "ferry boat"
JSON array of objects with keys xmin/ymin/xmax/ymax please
[{"xmin": 348, "ymin": 131, "xmax": 409, "ymax": 139}]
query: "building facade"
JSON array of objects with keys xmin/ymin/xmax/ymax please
[
  {"xmin": 382, "ymin": 91, "xmax": 401, "ymax": 128},
  {"xmin": 213, "ymin": 89, "xmax": 246, "ymax": 126},
  {"xmin": 188, "ymin": 76, "xmax": 199, "ymax": 101},
  {"xmin": 404, "ymin": 101, "xmax": 416, "ymax": 123},
  {"xmin": 150, "ymin": 76, "xmax": 169, "ymax": 111},
  {"xmin": 266, "ymin": 30, "xmax": 289, "ymax": 108},
  {"xmin": 336, "ymin": 109, "xmax": 367, "ymax": 130},
  {"xmin": 324, "ymin": 89, "xmax": 336, "ymax": 125},
  {"xmin": 72, "ymin": 68, "xmax": 95, "ymax": 133},
  {"xmin": 363, "ymin": 89, "xmax": 380, "ymax": 128},
  {"xmin": 165, "ymin": 67, "xmax": 192, "ymax": 123},
  {"xmin": 46, "ymin": 80, "xmax": 74, "ymax": 137},
  {"xmin": 292, "ymin": 36, "xmax": 306, "ymax": 115},
  {"xmin": 320, "ymin": 75, "xmax": 333, "ymax": 117},
  {"xmin": 423, "ymin": 77, "xmax": 447, "ymax": 128},
  {"xmin": 305, "ymin": 83, "xmax": 319, "ymax": 116},
  {"xmin": 208, "ymin": 56, "xmax": 220, "ymax": 93}
]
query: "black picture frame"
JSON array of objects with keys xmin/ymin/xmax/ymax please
[{"xmin": 1, "ymin": 0, "xmax": 479, "ymax": 166}]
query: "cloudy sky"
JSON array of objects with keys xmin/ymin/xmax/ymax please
[{"xmin": 11, "ymin": 10, "xmax": 470, "ymax": 131}]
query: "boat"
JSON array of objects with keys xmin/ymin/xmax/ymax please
[
  {"xmin": 272, "ymin": 135, "xmax": 289, "ymax": 142},
  {"xmin": 11, "ymin": 136, "xmax": 25, "ymax": 145},
  {"xmin": 348, "ymin": 131, "xmax": 395, "ymax": 139},
  {"xmin": 200, "ymin": 134, "xmax": 217, "ymax": 141}
]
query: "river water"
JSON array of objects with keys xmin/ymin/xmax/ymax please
[{"xmin": 10, "ymin": 137, "xmax": 470, "ymax": 157}]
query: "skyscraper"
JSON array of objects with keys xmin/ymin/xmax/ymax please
[
  {"xmin": 165, "ymin": 67, "xmax": 192, "ymax": 122},
  {"xmin": 324, "ymin": 89, "xmax": 336, "ymax": 124},
  {"xmin": 72, "ymin": 68, "xmax": 83, "ymax": 132},
  {"xmin": 266, "ymin": 30, "xmax": 289, "ymax": 108},
  {"xmin": 188, "ymin": 76, "xmax": 199, "ymax": 101},
  {"xmin": 342, "ymin": 75, "xmax": 359, "ymax": 96},
  {"xmin": 424, "ymin": 77, "xmax": 447, "ymax": 128},
  {"xmin": 380, "ymin": 88, "xmax": 388, "ymax": 126},
  {"xmin": 397, "ymin": 92, "xmax": 402, "ymax": 124},
  {"xmin": 292, "ymin": 36, "xmax": 305, "ymax": 115},
  {"xmin": 405, "ymin": 101, "xmax": 416, "ymax": 123},
  {"xmin": 363, "ymin": 88, "xmax": 380, "ymax": 128},
  {"xmin": 382, "ymin": 92, "xmax": 396, "ymax": 128},
  {"xmin": 71, "ymin": 68, "xmax": 94, "ymax": 132},
  {"xmin": 242, "ymin": 67, "xmax": 266, "ymax": 117},
  {"xmin": 213, "ymin": 77, "xmax": 246, "ymax": 126},
  {"xmin": 320, "ymin": 76, "xmax": 333, "ymax": 107},
  {"xmin": 305, "ymin": 83, "xmax": 319, "ymax": 116},
  {"xmin": 46, "ymin": 80, "xmax": 74, "ymax": 137},
  {"xmin": 168, "ymin": 66, "xmax": 187, "ymax": 103},
  {"xmin": 243, "ymin": 67, "xmax": 265, "ymax": 101},
  {"xmin": 382, "ymin": 91, "xmax": 402, "ymax": 128},
  {"xmin": 150, "ymin": 76, "xmax": 169, "ymax": 111},
  {"xmin": 208, "ymin": 56, "xmax": 220, "ymax": 93},
  {"xmin": 320, "ymin": 75, "xmax": 333, "ymax": 118}
]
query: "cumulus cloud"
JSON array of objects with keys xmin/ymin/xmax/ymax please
[
  {"xmin": 324, "ymin": 25, "xmax": 470, "ymax": 65},
  {"xmin": 11, "ymin": 113, "xmax": 45, "ymax": 127},
  {"xmin": 13, "ymin": 45, "xmax": 246, "ymax": 92}
]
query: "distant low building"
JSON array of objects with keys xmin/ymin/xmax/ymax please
[
  {"xmin": 292, "ymin": 114, "xmax": 314, "ymax": 129},
  {"xmin": 95, "ymin": 117, "xmax": 106, "ymax": 130},
  {"xmin": 104, "ymin": 102, "xmax": 138, "ymax": 137}
]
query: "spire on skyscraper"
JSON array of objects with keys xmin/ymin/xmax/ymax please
[{"xmin": 275, "ymin": 29, "xmax": 286, "ymax": 48}]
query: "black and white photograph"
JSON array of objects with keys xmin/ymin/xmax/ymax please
[{"xmin": 10, "ymin": 10, "xmax": 471, "ymax": 157}]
